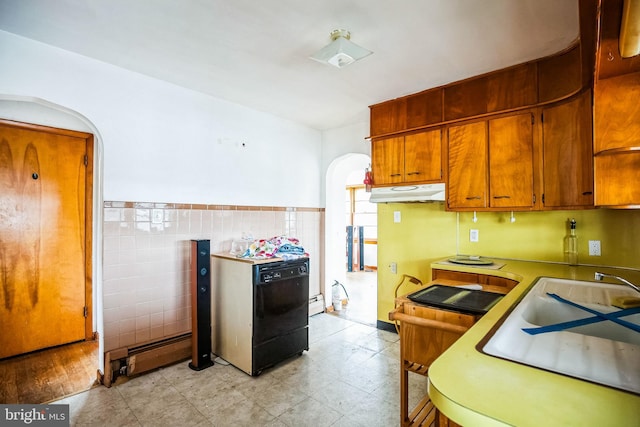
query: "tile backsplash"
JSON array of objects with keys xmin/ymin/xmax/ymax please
[{"xmin": 102, "ymin": 202, "xmax": 323, "ymax": 352}]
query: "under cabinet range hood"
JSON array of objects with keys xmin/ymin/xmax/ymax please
[{"xmin": 369, "ymin": 183, "xmax": 445, "ymax": 203}]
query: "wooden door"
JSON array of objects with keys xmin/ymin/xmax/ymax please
[
  {"xmin": 371, "ymin": 136, "xmax": 404, "ymax": 185},
  {"xmin": 542, "ymin": 91, "xmax": 594, "ymax": 208},
  {"xmin": 0, "ymin": 120, "xmax": 92, "ymax": 359},
  {"xmin": 447, "ymin": 121, "xmax": 487, "ymax": 209},
  {"xmin": 404, "ymin": 130, "xmax": 442, "ymax": 183},
  {"xmin": 488, "ymin": 113, "xmax": 534, "ymax": 208}
]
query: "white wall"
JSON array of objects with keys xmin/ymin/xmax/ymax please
[
  {"xmin": 0, "ymin": 29, "xmax": 325, "ymax": 375},
  {"xmin": 321, "ymin": 121, "xmax": 370, "ymax": 203},
  {"xmin": 0, "ymin": 30, "xmax": 322, "ymax": 207}
]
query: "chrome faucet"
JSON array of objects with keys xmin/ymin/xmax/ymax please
[{"xmin": 594, "ymin": 272, "xmax": 640, "ymax": 294}]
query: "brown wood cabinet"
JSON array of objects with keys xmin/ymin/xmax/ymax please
[
  {"xmin": 406, "ymin": 88, "xmax": 443, "ymax": 129},
  {"xmin": 537, "ymin": 45, "xmax": 583, "ymax": 103},
  {"xmin": 444, "ymin": 63, "xmax": 537, "ymax": 121},
  {"xmin": 594, "ymin": 153, "xmax": 640, "ymax": 207},
  {"xmin": 488, "ymin": 113, "xmax": 535, "ymax": 208},
  {"xmin": 447, "ymin": 113, "xmax": 535, "ymax": 210},
  {"xmin": 390, "ymin": 284, "xmax": 474, "ymax": 427},
  {"xmin": 594, "ymin": 72, "xmax": 640, "ymax": 152},
  {"xmin": 594, "ymin": 72, "xmax": 640, "ymax": 207},
  {"xmin": 447, "ymin": 121, "xmax": 488, "ymax": 208},
  {"xmin": 368, "ymin": 3, "xmax": 599, "ymax": 210},
  {"xmin": 541, "ymin": 90, "xmax": 594, "ymax": 208},
  {"xmin": 368, "ymin": 42, "xmax": 585, "ymax": 140},
  {"xmin": 371, "ymin": 129, "xmax": 443, "ymax": 186},
  {"xmin": 370, "ymin": 99, "xmax": 406, "ymax": 137}
]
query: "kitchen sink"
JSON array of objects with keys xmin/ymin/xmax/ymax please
[
  {"xmin": 520, "ymin": 291, "xmax": 640, "ymax": 345},
  {"xmin": 481, "ymin": 277, "xmax": 640, "ymax": 394}
]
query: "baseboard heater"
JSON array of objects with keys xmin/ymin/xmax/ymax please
[
  {"xmin": 309, "ymin": 294, "xmax": 325, "ymax": 316},
  {"xmin": 103, "ymin": 333, "xmax": 192, "ymax": 387}
]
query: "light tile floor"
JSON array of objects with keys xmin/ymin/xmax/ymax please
[{"xmin": 53, "ymin": 314, "xmax": 428, "ymax": 426}]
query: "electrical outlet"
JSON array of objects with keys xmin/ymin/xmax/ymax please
[
  {"xmin": 470, "ymin": 229, "xmax": 479, "ymax": 242},
  {"xmin": 390, "ymin": 262, "xmax": 397, "ymax": 274},
  {"xmin": 588, "ymin": 240, "xmax": 601, "ymax": 256},
  {"xmin": 394, "ymin": 211, "xmax": 401, "ymax": 223}
]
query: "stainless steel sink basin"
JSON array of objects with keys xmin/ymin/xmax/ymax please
[{"xmin": 482, "ymin": 277, "xmax": 640, "ymax": 394}]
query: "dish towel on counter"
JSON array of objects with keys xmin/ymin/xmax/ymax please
[{"xmin": 240, "ymin": 236, "xmax": 308, "ymax": 259}]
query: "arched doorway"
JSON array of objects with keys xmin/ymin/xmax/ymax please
[
  {"xmin": 0, "ymin": 95, "xmax": 104, "ymax": 400},
  {"xmin": 325, "ymin": 153, "xmax": 377, "ymax": 326}
]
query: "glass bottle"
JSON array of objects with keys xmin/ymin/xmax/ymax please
[{"xmin": 564, "ymin": 218, "xmax": 578, "ymax": 266}]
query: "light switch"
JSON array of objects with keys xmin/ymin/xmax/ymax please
[
  {"xmin": 394, "ymin": 211, "xmax": 401, "ymax": 223},
  {"xmin": 470, "ymin": 229, "xmax": 479, "ymax": 242}
]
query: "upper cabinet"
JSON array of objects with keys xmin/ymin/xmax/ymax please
[
  {"xmin": 444, "ymin": 64, "xmax": 537, "ymax": 121},
  {"xmin": 368, "ymin": 44, "xmax": 586, "ymax": 140},
  {"xmin": 370, "ymin": 89, "xmax": 443, "ymax": 138},
  {"xmin": 537, "ymin": 45, "xmax": 583, "ymax": 103},
  {"xmin": 371, "ymin": 129, "xmax": 443, "ymax": 186},
  {"xmin": 369, "ymin": 1, "xmax": 604, "ymax": 209},
  {"xmin": 488, "ymin": 114, "xmax": 535, "ymax": 209},
  {"xmin": 370, "ymin": 99, "xmax": 406, "ymax": 137},
  {"xmin": 447, "ymin": 121, "xmax": 487, "ymax": 209},
  {"xmin": 592, "ymin": 0, "xmax": 640, "ymax": 208},
  {"xmin": 447, "ymin": 113, "xmax": 535, "ymax": 211},
  {"xmin": 371, "ymin": 136, "xmax": 404, "ymax": 186},
  {"xmin": 593, "ymin": 72, "xmax": 640, "ymax": 207},
  {"xmin": 541, "ymin": 90, "xmax": 594, "ymax": 209},
  {"xmin": 594, "ymin": 72, "xmax": 640, "ymax": 152}
]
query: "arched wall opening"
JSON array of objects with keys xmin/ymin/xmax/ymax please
[
  {"xmin": 324, "ymin": 153, "xmax": 371, "ymax": 308},
  {"xmin": 0, "ymin": 95, "xmax": 105, "ymax": 372}
]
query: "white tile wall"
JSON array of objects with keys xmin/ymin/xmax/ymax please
[{"xmin": 102, "ymin": 203, "xmax": 323, "ymax": 352}]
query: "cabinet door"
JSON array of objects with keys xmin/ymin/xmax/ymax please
[
  {"xmin": 447, "ymin": 121, "xmax": 487, "ymax": 209},
  {"xmin": 594, "ymin": 72, "xmax": 640, "ymax": 152},
  {"xmin": 488, "ymin": 113, "xmax": 534, "ymax": 208},
  {"xmin": 542, "ymin": 91, "xmax": 594, "ymax": 208},
  {"xmin": 595, "ymin": 153, "xmax": 640, "ymax": 207},
  {"xmin": 371, "ymin": 136, "xmax": 404, "ymax": 185},
  {"xmin": 370, "ymin": 100, "xmax": 407, "ymax": 137},
  {"xmin": 405, "ymin": 130, "xmax": 442, "ymax": 183},
  {"xmin": 594, "ymin": 72, "xmax": 640, "ymax": 207}
]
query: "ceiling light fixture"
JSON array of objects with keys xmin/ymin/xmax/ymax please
[{"xmin": 310, "ymin": 29, "xmax": 373, "ymax": 68}]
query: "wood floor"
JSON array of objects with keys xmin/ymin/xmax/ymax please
[{"xmin": 0, "ymin": 340, "xmax": 100, "ymax": 404}]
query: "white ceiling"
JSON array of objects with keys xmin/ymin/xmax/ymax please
[{"xmin": 0, "ymin": 0, "xmax": 580, "ymax": 131}]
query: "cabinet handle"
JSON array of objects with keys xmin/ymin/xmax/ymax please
[
  {"xmin": 582, "ymin": 191, "xmax": 593, "ymax": 196},
  {"xmin": 493, "ymin": 195, "xmax": 511, "ymax": 199},
  {"xmin": 465, "ymin": 196, "xmax": 482, "ymax": 200},
  {"xmin": 407, "ymin": 171, "xmax": 421, "ymax": 175},
  {"xmin": 390, "ymin": 173, "xmax": 402, "ymax": 177}
]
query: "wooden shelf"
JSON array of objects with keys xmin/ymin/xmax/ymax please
[{"xmin": 390, "ymin": 288, "xmax": 477, "ymax": 427}]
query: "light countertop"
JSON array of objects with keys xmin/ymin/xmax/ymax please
[
  {"xmin": 427, "ymin": 258, "xmax": 640, "ymax": 427},
  {"xmin": 211, "ymin": 252, "xmax": 285, "ymax": 265}
]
